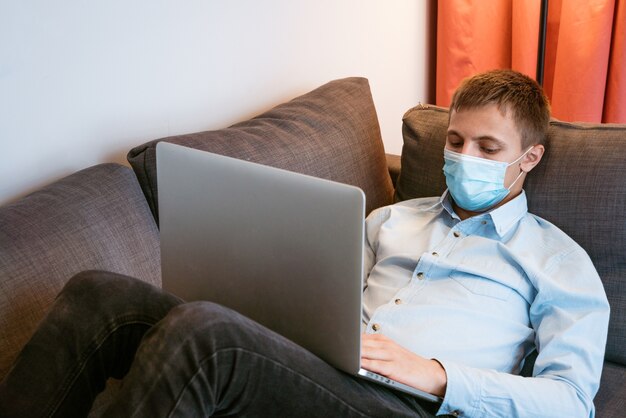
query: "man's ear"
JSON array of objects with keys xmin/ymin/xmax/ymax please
[{"xmin": 521, "ymin": 145, "xmax": 545, "ymax": 173}]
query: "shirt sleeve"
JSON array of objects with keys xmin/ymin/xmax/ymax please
[
  {"xmin": 363, "ymin": 206, "xmax": 391, "ymax": 288},
  {"xmin": 436, "ymin": 246, "xmax": 610, "ymax": 418}
]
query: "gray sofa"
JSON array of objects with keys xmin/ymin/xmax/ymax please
[{"xmin": 0, "ymin": 77, "xmax": 624, "ymax": 416}]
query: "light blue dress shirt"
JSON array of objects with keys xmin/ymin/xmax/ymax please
[{"xmin": 363, "ymin": 191, "xmax": 610, "ymax": 418}]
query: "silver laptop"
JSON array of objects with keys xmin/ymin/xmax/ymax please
[{"xmin": 157, "ymin": 142, "xmax": 442, "ymax": 403}]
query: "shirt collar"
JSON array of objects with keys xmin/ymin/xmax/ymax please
[
  {"xmin": 441, "ymin": 190, "xmax": 460, "ymax": 220},
  {"xmin": 441, "ymin": 190, "xmax": 529, "ymax": 237}
]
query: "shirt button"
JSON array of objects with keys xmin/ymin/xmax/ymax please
[
  {"xmin": 394, "ymin": 298, "xmax": 402, "ymax": 305},
  {"xmin": 481, "ymin": 220, "xmax": 487, "ymax": 225},
  {"xmin": 432, "ymin": 251, "xmax": 439, "ymax": 257},
  {"xmin": 451, "ymin": 411, "xmax": 461, "ymax": 417},
  {"xmin": 453, "ymin": 231, "xmax": 461, "ymax": 238},
  {"xmin": 372, "ymin": 323, "xmax": 381, "ymax": 332},
  {"xmin": 417, "ymin": 272, "xmax": 424, "ymax": 280}
]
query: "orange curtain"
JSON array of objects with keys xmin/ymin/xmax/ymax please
[{"xmin": 436, "ymin": 0, "xmax": 626, "ymax": 124}]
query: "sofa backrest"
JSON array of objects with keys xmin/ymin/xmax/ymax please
[
  {"xmin": 395, "ymin": 104, "xmax": 626, "ymax": 368},
  {"xmin": 127, "ymin": 77, "xmax": 395, "ymax": 224},
  {"xmin": 0, "ymin": 164, "xmax": 161, "ymax": 379}
]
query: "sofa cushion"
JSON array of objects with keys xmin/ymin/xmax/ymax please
[
  {"xmin": 595, "ymin": 361, "xmax": 626, "ymax": 416},
  {"xmin": 0, "ymin": 164, "xmax": 161, "ymax": 380},
  {"xmin": 128, "ymin": 77, "xmax": 394, "ymax": 224},
  {"xmin": 397, "ymin": 105, "xmax": 626, "ymax": 366},
  {"xmin": 395, "ymin": 105, "xmax": 448, "ymax": 202}
]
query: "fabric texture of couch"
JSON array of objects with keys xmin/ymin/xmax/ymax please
[{"xmin": 0, "ymin": 164, "xmax": 161, "ymax": 381}]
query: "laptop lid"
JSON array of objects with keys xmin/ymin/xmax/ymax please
[{"xmin": 157, "ymin": 142, "xmax": 365, "ymax": 374}]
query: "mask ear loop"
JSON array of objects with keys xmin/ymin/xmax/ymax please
[
  {"xmin": 506, "ymin": 170, "xmax": 526, "ymax": 191},
  {"xmin": 506, "ymin": 146, "xmax": 534, "ymax": 191}
]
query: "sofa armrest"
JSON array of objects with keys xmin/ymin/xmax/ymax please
[
  {"xmin": 0, "ymin": 163, "xmax": 161, "ymax": 380},
  {"xmin": 386, "ymin": 153, "xmax": 401, "ymax": 188}
]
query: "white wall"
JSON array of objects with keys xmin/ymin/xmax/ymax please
[{"xmin": 0, "ymin": 0, "xmax": 433, "ymax": 205}]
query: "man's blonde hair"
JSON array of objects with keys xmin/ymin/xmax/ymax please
[{"xmin": 449, "ymin": 69, "xmax": 551, "ymax": 148}]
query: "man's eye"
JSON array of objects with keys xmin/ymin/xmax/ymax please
[
  {"xmin": 449, "ymin": 142, "xmax": 462, "ymax": 148},
  {"xmin": 481, "ymin": 147, "xmax": 498, "ymax": 154}
]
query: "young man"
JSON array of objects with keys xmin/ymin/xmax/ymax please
[
  {"xmin": 0, "ymin": 70, "xmax": 609, "ymax": 417},
  {"xmin": 360, "ymin": 70, "xmax": 609, "ymax": 416}
]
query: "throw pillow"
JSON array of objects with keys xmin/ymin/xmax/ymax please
[{"xmin": 128, "ymin": 77, "xmax": 394, "ymax": 223}]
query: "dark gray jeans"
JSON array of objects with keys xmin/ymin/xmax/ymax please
[{"xmin": 0, "ymin": 271, "xmax": 441, "ymax": 417}]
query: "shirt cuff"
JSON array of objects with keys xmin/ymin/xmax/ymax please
[{"xmin": 436, "ymin": 359, "xmax": 481, "ymax": 417}]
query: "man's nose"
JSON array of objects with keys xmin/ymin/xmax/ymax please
[{"xmin": 460, "ymin": 143, "xmax": 480, "ymax": 157}]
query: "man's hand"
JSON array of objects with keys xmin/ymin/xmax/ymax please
[{"xmin": 361, "ymin": 333, "xmax": 447, "ymax": 397}]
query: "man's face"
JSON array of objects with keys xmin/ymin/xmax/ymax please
[{"xmin": 445, "ymin": 103, "xmax": 538, "ymax": 212}]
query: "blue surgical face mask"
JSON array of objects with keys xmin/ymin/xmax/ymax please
[{"xmin": 443, "ymin": 147, "xmax": 533, "ymax": 212}]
